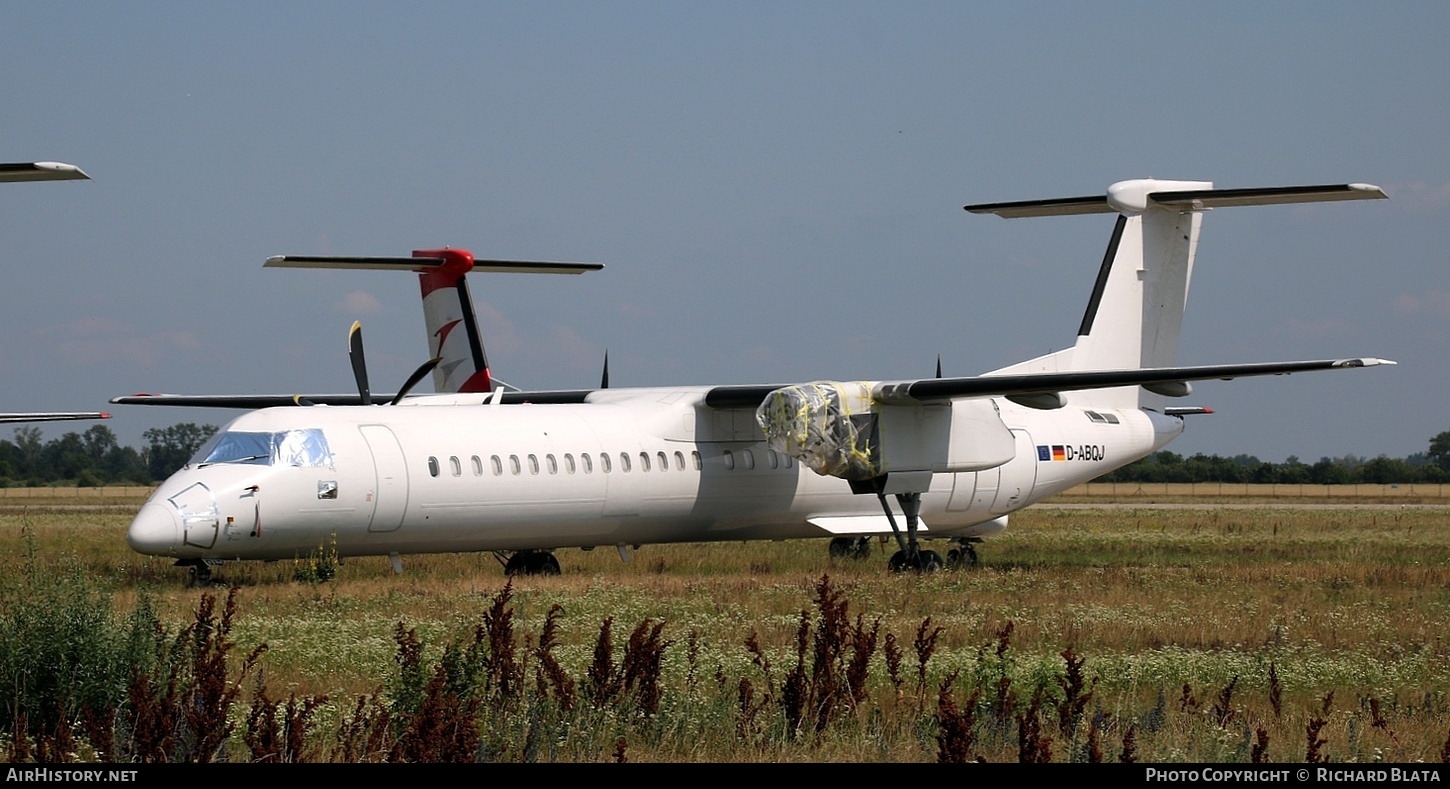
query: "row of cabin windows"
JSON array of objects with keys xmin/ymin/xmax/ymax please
[
  {"xmin": 427, "ymin": 450, "xmax": 702, "ymax": 479},
  {"xmin": 425, "ymin": 448, "xmax": 795, "ymax": 478}
]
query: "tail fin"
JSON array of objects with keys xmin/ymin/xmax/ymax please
[
  {"xmin": 967, "ymin": 180, "xmax": 1386, "ymax": 409},
  {"xmin": 264, "ymin": 249, "xmax": 602, "ymax": 394}
]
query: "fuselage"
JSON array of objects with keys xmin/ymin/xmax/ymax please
[{"xmin": 126, "ymin": 387, "xmax": 1184, "ymax": 563}]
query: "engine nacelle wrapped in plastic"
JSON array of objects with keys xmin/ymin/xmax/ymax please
[
  {"xmin": 756, "ymin": 382, "xmax": 879, "ymax": 480},
  {"xmin": 756, "ymin": 381, "xmax": 1016, "ymax": 482}
]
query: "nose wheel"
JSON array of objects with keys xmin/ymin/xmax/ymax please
[{"xmin": 181, "ymin": 559, "xmax": 219, "ymax": 586}]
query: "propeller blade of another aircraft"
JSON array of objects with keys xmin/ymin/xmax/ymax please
[
  {"xmin": 348, "ymin": 321, "xmax": 372, "ymax": 406},
  {"xmin": 391, "ymin": 357, "xmax": 443, "ymax": 405}
]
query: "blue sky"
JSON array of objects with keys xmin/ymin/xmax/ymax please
[{"xmin": 3, "ymin": 2, "xmax": 1446, "ymax": 463}]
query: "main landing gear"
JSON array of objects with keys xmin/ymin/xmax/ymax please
[
  {"xmin": 500, "ymin": 550, "xmax": 561, "ymax": 576},
  {"xmin": 946, "ymin": 539, "xmax": 980, "ymax": 570},
  {"xmin": 828, "ymin": 536, "xmax": 874, "ymax": 560},
  {"xmin": 872, "ymin": 491, "xmax": 982, "ymax": 573},
  {"xmin": 877, "ymin": 490, "xmax": 936, "ymax": 573}
]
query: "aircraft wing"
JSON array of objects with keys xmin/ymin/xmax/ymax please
[
  {"xmin": 703, "ymin": 357, "xmax": 1396, "ymax": 409},
  {"xmin": 116, "ymin": 358, "xmax": 1393, "ymax": 411},
  {"xmin": 111, "ymin": 393, "xmax": 385, "ymax": 408},
  {"xmin": 0, "ymin": 161, "xmax": 90, "ymax": 183},
  {"xmin": 110, "ymin": 389, "xmax": 600, "ymax": 408},
  {"xmin": 0, "ymin": 411, "xmax": 109, "ymax": 424}
]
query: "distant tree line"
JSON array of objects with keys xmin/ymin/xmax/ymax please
[
  {"xmin": 4, "ymin": 423, "xmax": 1450, "ymax": 487},
  {"xmin": 1095, "ymin": 428, "xmax": 1450, "ymax": 485},
  {"xmin": 0, "ymin": 423, "xmax": 217, "ymax": 486}
]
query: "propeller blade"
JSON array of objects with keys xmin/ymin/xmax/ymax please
[
  {"xmin": 601, "ymin": 350, "xmax": 610, "ymax": 389},
  {"xmin": 390, "ymin": 357, "xmax": 443, "ymax": 405},
  {"xmin": 936, "ymin": 354, "xmax": 942, "ymax": 379},
  {"xmin": 292, "ymin": 394, "xmax": 315, "ymax": 406},
  {"xmin": 348, "ymin": 321, "xmax": 372, "ymax": 406}
]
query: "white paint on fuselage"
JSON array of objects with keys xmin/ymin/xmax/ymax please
[{"xmin": 127, "ymin": 387, "xmax": 1184, "ymax": 563}]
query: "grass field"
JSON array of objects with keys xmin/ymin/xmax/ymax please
[{"xmin": 1, "ymin": 488, "xmax": 1447, "ymax": 762}]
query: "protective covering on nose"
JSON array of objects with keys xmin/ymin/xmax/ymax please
[{"xmin": 127, "ymin": 502, "xmax": 180, "ymax": 555}]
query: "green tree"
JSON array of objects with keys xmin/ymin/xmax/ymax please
[
  {"xmin": 1428, "ymin": 430, "xmax": 1450, "ymax": 472},
  {"xmin": 144, "ymin": 422, "xmax": 219, "ymax": 480}
]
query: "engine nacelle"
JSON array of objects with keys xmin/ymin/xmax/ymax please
[{"xmin": 756, "ymin": 382, "xmax": 1015, "ymax": 481}]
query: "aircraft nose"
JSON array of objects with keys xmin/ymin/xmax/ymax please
[{"xmin": 127, "ymin": 502, "xmax": 179, "ymax": 555}]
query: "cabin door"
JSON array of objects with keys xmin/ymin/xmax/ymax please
[{"xmin": 361, "ymin": 424, "xmax": 409, "ymax": 532}]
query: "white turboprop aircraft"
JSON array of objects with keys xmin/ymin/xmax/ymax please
[
  {"xmin": 116, "ymin": 178, "xmax": 1392, "ymax": 583},
  {"xmin": 2, "ymin": 161, "xmax": 109, "ymax": 424}
]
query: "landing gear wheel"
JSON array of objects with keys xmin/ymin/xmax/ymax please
[
  {"xmin": 504, "ymin": 551, "xmax": 562, "ymax": 576},
  {"xmin": 946, "ymin": 543, "xmax": 979, "ymax": 569},
  {"xmin": 185, "ymin": 561, "xmax": 215, "ymax": 587},
  {"xmin": 828, "ymin": 536, "xmax": 873, "ymax": 560},
  {"xmin": 888, "ymin": 549, "xmax": 943, "ymax": 573}
]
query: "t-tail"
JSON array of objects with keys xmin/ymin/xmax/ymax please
[
  {"xmin": 264, "ymin": 249, "xmax": 602, "ymax": 394},
  {"xmin": 967, "ymin": 179, "xmax": 1387, "ymax": 410}
]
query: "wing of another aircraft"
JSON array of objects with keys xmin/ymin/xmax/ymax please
[
  {"xmin": 0, "ymin": 161, "xmax": 90, "ymax": 182},
  {"xmin": 0, "ymin": 411, "xmax": 109, "ymax": 424},
  {"xmin": 3, "ymin": 160, "xmax": 103, "ymax": 424}
]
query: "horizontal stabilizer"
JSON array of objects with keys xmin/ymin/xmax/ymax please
[
  {"xmin": 264, "ymin": 255, "xmax": 603, "ymax": 275},
  {"xmin": 966, "ymin": 182, "xmax": 1386, "ymax": 218},
  {"xmin": 1164, "ymin": 406, "xmax": 1214, "ymax": 416},
  {"xmin": 0, "ymin": 161, "xmax": 89, "ymax": 183}
]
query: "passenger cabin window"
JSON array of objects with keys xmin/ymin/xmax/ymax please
[
  {"xmin": 547, "ymin": 454, "xmax": 558, "ymax": 474},
  {"xmin": 620, "ymin": 453, "xmax": 632, "ymax": 473},
  {"xmin": 428, "ymin": 456, "xmax": 440, "ymax": 477},
  {"xmin": 582, "ymin": 453, "xmax": 593, "ymax": 473},
  {"xmin": 674, "ymin": 451, "xmax": 685, "ymax": 471},
  {"xmin": 471, "ymin": 455, "xmax": 483, "ymax": 476},
  {"xmin": 639, "ymin": 452, "xmax": 650, "ymax": 472},
  {"xmin": 195, "ymin": 429, "xmax": 334, "ymax": 468},
  {"xmin": 491, "ymin": 455, "xmax": 503, "ymax": 476},
  {"xmin": 528, "ymin": 454, "xmax": 540, "ymax": 475},
  {"xmin": 600, "ymin": 453, "xmax": 611, "ymax": 473},
  {"xmin": 564, "ymin": 454, "xmax": 576, "ymax": 474},
  {"xmin": 692, "ymin": 451, "xmax": 702, "ymax": 470},
  {"xmin": 723, "ymin": 450, "xmax": 735, "ymax": 470},
  {"xmin": 449, "ymin": 456, "xmax": 461, "ymax": 477},
  {"xmin": 742, "ymin": 450, "xmax": 755, "ymax": 470},
  {"xmin": 509, "ymin": 455, "xmax": 522, "ymax": 475}
]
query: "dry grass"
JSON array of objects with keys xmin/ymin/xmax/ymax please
[{"xmin": 1, "ymin": 490, "xmax": 1448, "ymax": 762}]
